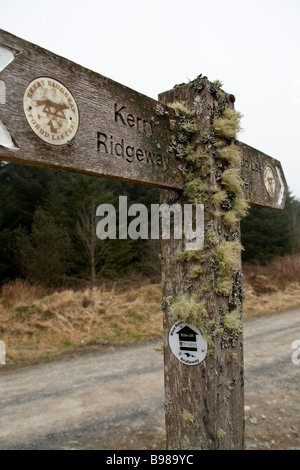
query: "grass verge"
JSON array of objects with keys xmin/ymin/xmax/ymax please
[{"xmin": 1, "ymin": 255, "xmax": 300, "ymax": 365}]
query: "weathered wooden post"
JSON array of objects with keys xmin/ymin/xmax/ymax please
[
  {"xmin": 158, "ymin": 78, "xmax": 286, "ymax": 450},
  {"xmin": 159, "ymin": 79, "xmax": 246, "ymax": 450},
  {"xmin": 0, "ymin": 30, "xmax": 287, "ymax": 451}
]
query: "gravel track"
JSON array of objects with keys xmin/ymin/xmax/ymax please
[{"xmin": 0, "ymin": 309, "xmax": 299, "ymax": 450}]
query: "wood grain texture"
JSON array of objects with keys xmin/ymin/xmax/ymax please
[
  {"xmin": 0, "ymin": 30, "xmax": 287, "ymax": 207},
  {"xmin": 160, "ymin": 80, "xmax": 245, "ymax": 450},
  {"xmin": 239, "ymin": 142, "xmax": 287, "ymax": 209},
  {"xmin": 0, "ymin": 28, "xmax": 289, "ymax": 452},
  {"xmin": 0, "ymin": 29, "xmax": 182, "ymax": 189}
]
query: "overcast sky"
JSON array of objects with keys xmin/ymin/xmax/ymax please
[{"xmin": 1, "ymin": 0, "xmax": 300, "ymax": 200}]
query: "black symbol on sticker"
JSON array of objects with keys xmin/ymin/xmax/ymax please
[
  {"xmin": 176, "ymin": 325, "xmax": 199, "ymax": 352},
  {"xmin": 183, "ymin": 352, "xmax": 196, "ymax": 358}
]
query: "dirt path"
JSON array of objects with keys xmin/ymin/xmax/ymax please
[{"xmin": 0, "ymin": 309, "xmax": 299, "ymax": 450}]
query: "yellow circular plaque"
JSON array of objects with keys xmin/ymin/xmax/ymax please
[{"xmin": 23, "ymin": 77, "xmax": 79, "ymax": 145}]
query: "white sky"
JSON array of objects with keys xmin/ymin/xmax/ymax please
[{"xmin": 1, "ymin": 0, "xmax": 300, "ymax": 200}]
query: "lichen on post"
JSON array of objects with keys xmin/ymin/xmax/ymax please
[{"xmin": 159, "ymin": 75, "xmax": 246, "ymax": 450}]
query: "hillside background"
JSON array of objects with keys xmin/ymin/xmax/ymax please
[
  {"xmin": 1, "ymin": 162, "xmax": 300, "ymax": 364},
  {"xmin": 1, "ymin": 161, "xmax": 300, "ymax": 287}
]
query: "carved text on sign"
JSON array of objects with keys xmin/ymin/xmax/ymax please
[
  {"xmin": 97, "ymin": 132, "xmax": 170, "ymax": 170},
  {"xmin": 239, "ymin": 144, "xmax": 286, "ymax": 209},
  {"xmin": 114, "ymin": 104, "xmax": 159, "ymax": 136},
  {"xmin": 97, "ymin": 103, "xmax": 170, "ymax": 171},
  {"xmin": 0, "ymin": 29, "xmax": 287, "ymax": 202}
]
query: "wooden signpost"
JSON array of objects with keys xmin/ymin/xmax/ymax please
[
  {"xmin": 0, "ymin": 30, "xmax": 286, "ymax": 208},
  {"xmin": 0, "ymin": 29, "xmax": 182, "ymax": 190},
  {"xmin": 0, "ymin": 29, "xmax": 288, "ymax": 450}
]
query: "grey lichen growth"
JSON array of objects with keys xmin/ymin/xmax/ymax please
[
  {"xmin": 169, "ymin": 81, "xmax": 246, "ymax": 309},
  {"xmin": 192, "ymin": 75, "xmax": 206, "ymax": 92},
  {"xmin": 170, "ymin": 294, "xmax": 208, "ymax": 330},
  {"xmin": 155, "ymin": 103, "xmax": 168, "ymax": 116},
  {"xmin": 218, "ymin": 166, "xmax": 249, "ymax": 229},
  {"xmin": 223, "ymin": 196, "xmax": 249, "ymax": 229},
  {"xmin": 184, "ymin": 178, "xmax": 209, "ymax": 204},
  {"xmin": 182, "ymin": 409, "xmax": 195, "ymax": 424},
  {"xmin": 169, "ymin": 119, "xmax": 176, "ymax": 131},
  {"xmin": 216, "ymin": 142, "xmax": 242, "ymax": 166},
  {"xmin": 206, "ymin": 226, "xmax": 219, "ymax": 246},
  {"xmin": 170, "ymin": 294, "xmax": 215, "ymax": 349},
  {"xmin": 215, "ymin": 241, "xmax": 242, "ymax": 271},
  {"xmin": 211, "ymin": 188, "xmax": 228, "ymax": 206},
  {"xmin": 213, "ymin": 79, "xmax": 223, "ymax": 88},
  {"xmin": 160, "ymin": 296, "xmax": 173, "ymax": 310},
  {"xmin": 220, "ymin": 167, "xmax": 250, "ymax": 229},
  {"xmin": 222, "ymin": 210, "xmax": 240, "ymax": 228},
  {"xmin": 223, "ymin": 309, "xmax": 241, "ymax": 333},
  {"xmin": 221, "ymin": 168, "xmax": 244, "ymax": 196},
  {"xmin": 168, "ymin": 101, "xmax": 195, "ymax": 118},
  {"xmin": 216, "ymin": 428, "xmax": 226, "ymax": 439},
  {"xmin": 190, "ymin": 265, "xmax": 203, "ymax": 279},
  {"xmin": 176, "ymin": 249, "xmax": 205, "ymax": 262},
  {"xmin": 200, "ymin": 280, "xmax": 212, "ymax": 294},
  {"xmin": 213, "ymin": 108, "xmax": 242, "ymax": 140},
  {"xmin": 185, "ymin": 147, "xmax": 210, "ymax": 171},
  {"xmin": 168, "ymin": 101, "xmax": 198, "ymax": 161},
  {"xmin": 210, "ymin": 96, "xmax": 249, "ymax": 229},
  {"xmin": 179, "ymin": 121, "xmax": 198, "ymax": 140},
  {"xmin": 214, "ymin": 241, "xmax": 243, "ymax": 295},
  {"xmin": 168, "ymin": 100, "xmax": 210, "ymax": 181}
]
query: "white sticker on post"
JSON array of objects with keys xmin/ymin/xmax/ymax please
[{"xmin": 169, "ymin": 321, "xmax": 207, "ymax": 365}]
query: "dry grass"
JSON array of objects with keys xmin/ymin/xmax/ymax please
[
  {"xmin": 243, "ymin": 282, "xmax": 300, "ymax": 319},
  {"xmin": 0, "ymin": 279, "xmax": 45, "ymax": 308},
  {"xmin": 243, "ymin": 255, "xmax": 300, "ymax": 294},
  {"xmin": 1, "ymin": 255, "xmax": 300, "ymax": 364},
  {"xmin": 0, "ymin": 279, "xmax": 163, "ymax": 364},
  {"xmin": 242, "ymin": 254, "xmax": 300, "ymax": 319}
]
